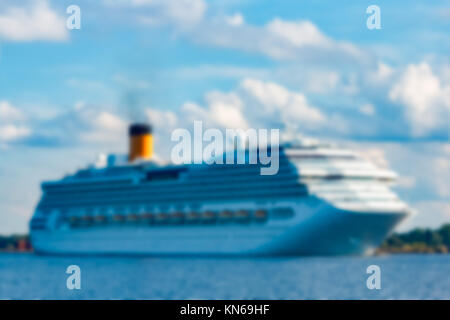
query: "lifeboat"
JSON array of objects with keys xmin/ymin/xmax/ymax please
[
  {"xmin": 186, "ymin": 212, "xmax": 201, "ymax": 222},
  {"xmin": 141, "ymin": 213, "xmax": 154, "ymax": 223},
  {"xmin": 112, "ymin": 214, "xmax": 125, "ymax": 223},
  {"xmin": 126, "ymin": 213, "xmax": 140, "ymax": 222},
  {"xmin": 170, "ymin": 212, "xmax": 184, "ymax": 223},
  {"xmin": 155, "ymin": 213, "xmax": 169, "ymax": 223},
  {"xmin": 202, "ymin": 211, "xmax": 216, "ymax": 222},
  {"xmin": 235, "ymin": 210, "xmax": 250, "ymax": 222},
  {"xmin": 93, "ymin": 215, "xmax": 106, "ymax": 223},
  {"xmin": 218, "ymin": 210, "xmax": 233, "ymax": 220},
  {"xmin": 254, "ymin": 209, "xmax": 268, "ymax": 221}
]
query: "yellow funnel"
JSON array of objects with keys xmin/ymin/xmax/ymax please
[{"xmin": 129, "ymin": 124, "xmax": 153, "ymax": 162}]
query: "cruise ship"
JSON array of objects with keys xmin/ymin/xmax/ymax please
[{"xmin": 30, "ymin": 124, "xmax": 410, "ymax": 255}]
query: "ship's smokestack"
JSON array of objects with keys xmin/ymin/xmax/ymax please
[{"xmin": 129, "ymin": 123, "xmax": 153, "ymax": 162}]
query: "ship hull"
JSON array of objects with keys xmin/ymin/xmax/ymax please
[{"xmin": 30, "ymin": 202, "xmax": 408, "ymax": 256}]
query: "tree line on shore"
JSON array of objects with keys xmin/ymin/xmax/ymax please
[
  {"xmin": 0, "ymin": 235, "xmax": 31, "ymax": 252},
  {"xmin": 377, "ymin": 224, "xmax": 450, "ymax": 254}
]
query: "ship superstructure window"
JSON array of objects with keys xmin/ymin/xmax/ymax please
[
  {"xmin": 145, "ymin": 167, "xmax": 186, "ymax": 181},
  {"xmin": 270, "ymin": 208, "xmax": 294, "ymax": 219},
  {"xmin": 57, "ymin": 207, "xmax": 282, "ymax": 229}
]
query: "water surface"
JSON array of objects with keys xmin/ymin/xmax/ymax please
[{"xmin": 0, "ymin": 253, "xmax": 448, "ymax": 299}]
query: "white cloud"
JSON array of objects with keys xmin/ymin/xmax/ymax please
[
  {"xmin": 182, "ymin": 91, "xmax": 248, "ymax": 130},
  {"xmin": 106, "ymin": 0, "xmax": 207, "ymax": 28},
  {"xmin": 389, "ymin": 62, "xmax": 450, "ymax": 136},
  {"xmin": 303, "ymin": 70, "xmax": 340, "ymax": 94},
  {"xmin": 0, "ymin": 101, "xmax": 30, "ymax": 144},
  {"xmin": 266, "ymin": 19, "xmax": 330, "ymax": 47},
  {"xmin": 240, "ymin": 78, "xmax": 326, "ymax": 131},
  {"xmin": 128, "ymin": 78, "xmax": 328, "ymax": 148},
  {"xmin": 96, "ymin": 111, "xmax": 126, "ymax": 131},
  {"xmin": 64, "ymin": 106, "xmax": 127, "ymax": 145},
  {"xmin": 5, "ymin": 102, "xmax": 128, "ymax": 148},
  {"xmin": 145, "ymin": 108, "xmax": 178, "ymax": 128},
  {"xmin": 104, "ymin": 1, "xmax": 362, "ymax": 63},
  {"xmin": 0, "ymin": 124, "xmax": 31, "ymax": 142},
  {"xmin": 241, "ymin": 78, "xmax": 290, "ymax": 110},
  {"xmin": 0, "ymin": 0, "xmax": 68, "ymax": 42},
  {"xmin": 359, "ymin": 103, "xmax": 376, "ymax": 116},
  {"xmin": 190, "ymin": 17, "xmax": 363, "ymax": 62},
  {"xmin": 268, "ymin": 65, "xmax": 350, "ymax": 96},
  {"xmin": 134, "ymin": 78, "xmax": 328, "ymax": 160},
  {"xmin": 0, "ymin": 101, "xmax": 25, "ymax": 122},
  {"xmin": 225, "ymin": 13, "xmax": 244, "ymax": 27},
  {"xmin": 367, "ymin": 62, "xmax": 394, "ymax": 85}
]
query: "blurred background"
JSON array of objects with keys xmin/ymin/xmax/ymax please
[
  {"xmin": 0, "ymin": 0, "xmax": 449, "ymax": 299},
  {"xmin": 0, "ymin": 0, "xmax": 448, "ymax": 235}
]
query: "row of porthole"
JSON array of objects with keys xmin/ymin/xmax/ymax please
[{"xmin": 65, "ymin": 210, "xmax": 268, "ymax": 227}]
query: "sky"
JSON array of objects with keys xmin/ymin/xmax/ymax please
[{"xmin": 0, "ymin": 0, "xmax": 449, "ymax": 235}]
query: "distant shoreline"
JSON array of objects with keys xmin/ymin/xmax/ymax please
[
  {"xmin": 0, "ymin": 235, "xmax": 32, "ymax": 253},
  {"xmin": 376, "ymin": 224, "xmax": 449, "ymax": 254},
  {"xmin": 2, "ymin": 224, "xmax": 449, "ymax": 254},
  {"xmin": 375, "ymin": 245, "xmax": 448, "ymax": 255}
]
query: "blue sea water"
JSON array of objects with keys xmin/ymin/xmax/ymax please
[{"xmin": 0, "ymin": 253, "xmax": 449, "ymax": 299}]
